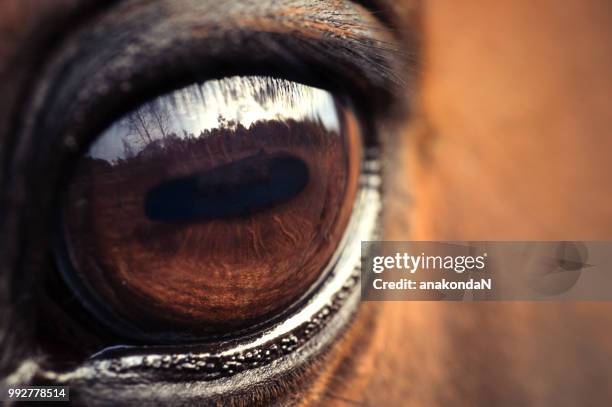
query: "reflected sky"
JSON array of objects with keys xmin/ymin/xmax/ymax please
[{"xmin": 88, "ymin": 76, "xmax": 340, "ymax": 162}]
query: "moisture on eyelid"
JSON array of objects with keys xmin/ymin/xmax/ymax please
[{"xmin": 88, "ymin": 76, "xmax": 341, "ymax": 162}]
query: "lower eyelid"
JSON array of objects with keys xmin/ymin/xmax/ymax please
[{"xmin": 39, "ymin": 130, "xmax": 384, "ymax": 404}]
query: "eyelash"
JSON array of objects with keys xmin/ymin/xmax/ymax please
[{"xmin": 7, "ymin": 0, "xmax": 404, "ymax": 402}]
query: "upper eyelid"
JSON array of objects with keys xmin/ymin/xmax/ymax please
[
  {"xmin": 86, "ymin": 0, "xmax": 402, "ymax": 84},
  {"xmin": 22, "ymin": 0, "xmax": 407, "ymax": 163},
  {"xmin": 234, "ymin": 3, "xmax": 407, "ymax": 82}
]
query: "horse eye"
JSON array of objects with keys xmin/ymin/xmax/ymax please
[{"xmin": 59, "ymin": 76, "xmax": 362, "ymax": 340}]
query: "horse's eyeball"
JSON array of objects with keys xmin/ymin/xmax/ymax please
[{"xmin": 60, "ymin": 76, "xmax": 361, "ymax": 339}]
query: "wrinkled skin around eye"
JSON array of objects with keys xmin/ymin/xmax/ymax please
[{"xmin": 61, "ymin": 77, "xmax": 361, "ymax": 336}]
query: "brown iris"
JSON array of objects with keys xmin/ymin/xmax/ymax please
[{"xmin": 61, "ymin": 76, "xmax": 361, "ymax": 336}]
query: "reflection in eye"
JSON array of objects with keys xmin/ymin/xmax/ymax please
[{"xmin": 61, "ymin": 76, "xmax": 362, "ymax": 339}]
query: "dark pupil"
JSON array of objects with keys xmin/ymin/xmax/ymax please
[{"xmin": 145, "ymin": 152, "xmax": 309, "ymax": 222}]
